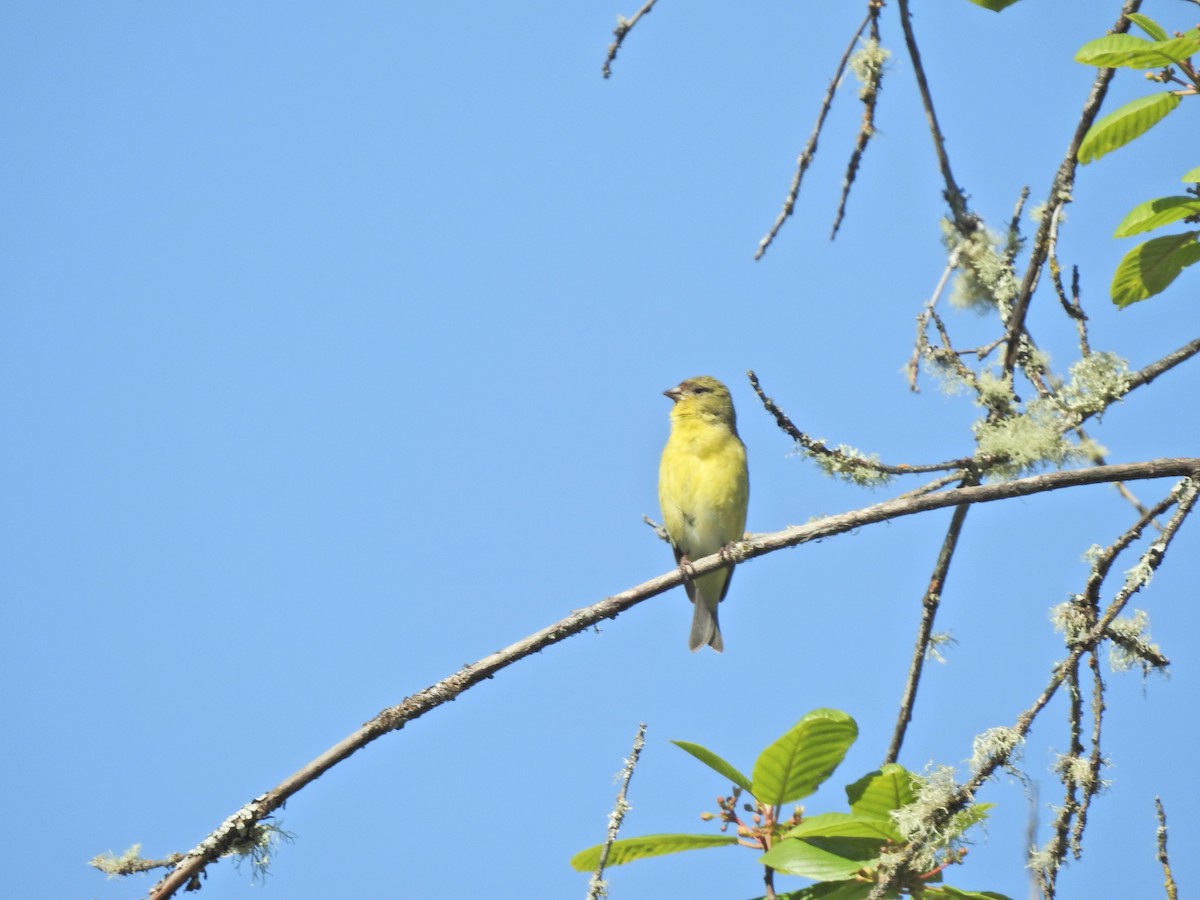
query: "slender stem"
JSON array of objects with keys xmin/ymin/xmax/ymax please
[{"xmin": 884, "ymin": 471, "xmax": 978, "ymax": 764}]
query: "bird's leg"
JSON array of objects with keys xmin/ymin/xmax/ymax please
[{"xmin": 677, "ymin": 557, "xmax": 698, "ymax": 583}]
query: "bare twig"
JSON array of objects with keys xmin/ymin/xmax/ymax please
[
  {"xmin": 602, "ymin": 0, "xmax": 660, "ymax": 79},
  {"xmin": 755, "ymin": 7, "xmax": 875, "ymax": 260},
  {"xmin": 587, "ymin": 723, "xmax": 647, "ymax": 900},
  {"xmin": 831, "ymin": 1, "xmax": 886, "ymax": 239},
  {"xmin": 870, "ymin": 477, "xmax": 1198, "ymax": 899},
  {"xmin": 1001, "ymin": 1, "xmax": 1143, "ymax": 375},
  {"xmin": 884, "ymin": 470, "xmax": 979, "ymax": 764},
  {"xmin": 748, "ymin": 369, "xmax": 973, "ymax": 477},
  {"xmin": 895, "ymin": 0, "xmax": 972, "ymax": 230},
  {"xmin": 1155, "ymin": 797, "xmax": 1178, "ymax": 900},
  {"xmin": 1123, "ymin": 335, "xmax": 1200, "ymax": 395},
  {"xmin": 907, "ymin": 256, "xmax": 958, "ymax": 392}
]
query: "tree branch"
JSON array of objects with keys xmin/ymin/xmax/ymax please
[
  {"xmin": 142, "ymin": 458, "xmax": 1200, "ymax": 900},
  {"xmin": 870, "ymin": 476, "xmax": 1198, "ymax": 899},
  {"xmin": 602, "ymin": 0, "xmax": 660, "ymax": 79},
  {"xmin": 1001, "ymin": 0, "xmax": 1143, "ymax": 375}
]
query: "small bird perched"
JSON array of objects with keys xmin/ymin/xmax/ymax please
[{"xmin": 658, "ymin": 376, "xmax": 750, "ymax": 652}]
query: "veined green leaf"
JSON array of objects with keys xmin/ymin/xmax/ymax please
[
  {"xmin": 1076, "ymin": 33, "xmax": 1154, "ymax": 67},
  {"xmin": 751, "ymin": 709, "xmax": 858, "ymax": 806},
  {"xmin": 761, "ymin": 834, "xmax": 880, "ymax": 880},
  {"xmin": 1078, "ymin": 93, "xmax": 1181, "ymax": 164},
  {"xmin": 1075, "ymin": 32, "xmax": 1200, "ymax": 68},
  {"xmin": 1114, "ymin": 196, "xmax": 1200, "ymax": 237},
  {"xmin": 569, "ymin": 833, "xmax": 737, "ymax": 871},
  {"xmin": 966, "ymin": 0, "xmax": 1021, "ymax": 10},
  {"xmin": 784, "ymin": 811, "xmax": 899, "ymax": 843},
  {"xmin": 1126, "ymin": 13, "xmax": 1168, "ymax": 42},
  {"xmin": 922, "ymin": 887, "xmax": 1014, "ymax": 899},
  {"xmin": 1112, "ymin": 231, "xmax": 1200, "ymax": 307},
  {"xmin": 671, "ymin": 740, "xmax": 753, "ymax": 793},
  {"xmin": 845, "ymin": 764, "xmax": 919, "ymax": 822},
  {"xmin": 1182, "ymin": 166, "xmax": 1200, "ymax": 183},
  {"xmin": 769, "ymin": 881, "xmax": 886, "ymax": 900}
]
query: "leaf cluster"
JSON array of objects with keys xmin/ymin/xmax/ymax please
[
  {"xmin": 571, "ymin": 710, "xmax": 1005, "ymax": 899},
  {"xmin": 1075, "ymin": 13, "xmax": 1200, "ymax": 306}
]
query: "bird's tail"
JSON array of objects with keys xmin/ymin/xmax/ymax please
[{"xmin": 688, "ymin": 597, "xmax": 723, "ymax": 653}]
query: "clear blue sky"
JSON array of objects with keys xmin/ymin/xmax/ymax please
[{"xmin": 2, "ymin": 3, "xmax": 1197, "ymax": 899}]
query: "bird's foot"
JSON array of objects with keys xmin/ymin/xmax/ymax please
[{"xmin": 677, "ymin": 557, "xmax": 697, "ymax": 582}]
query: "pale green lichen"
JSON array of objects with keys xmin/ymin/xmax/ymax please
[
  {"xmin": 1107, "ymin": 609, "xmax": 1166, "ymax": 674},
  {"xmin": 1054, "ymin": 352, "xmax": 1130, "ymax": 418},
  {"xmin": 809, "ymin": 442, "xmax": 893, "ymax": 487},
  {"xmin": 226, "ymin": 822, "xmax": 293, "ymax": 882},
  {"xmin": 973, "ymin": 404, "xmax": 1088, "ymax": 477},
  {"xmin": 1123, "ymin": 550, "xmax": 1158, "ymax": 593},
  {"xmin": 941, "ymin": 220, "xmax": 1020, "ymax": 316},
  {"xmin": 1028, "ymin": 202, "xmax": 1050, "ymax": 228},
  {"xmin": 925, "ymin": 631, "xmax": 955, "ymax": 663},
  {"xmin": 1053, "ymin": 753, "xmax": 1108, "ymax": 791},
  {"xmin": 849, "ymin": 38, "xmax": 890, "ymax": 100},
  {"xmin": 90, "ymin": 844, "xmax": 145, "ymax": 877},
  {"xmin": 969, "ymin": 726, "xmax": 1023, "ymax": 777},
  {"xmin": 1050, "ymin": 598, "xmax": 1092, "ymax": 643},
  {"xmin": 889, "ymin": 766, "xmax": 991, "ymax": 875},
  {"xmin": 972, "ymin": 352, "xmax": 1122, "ymax": 475},
  {"xmin": 975, "ymin": 370, "xmax": 1017, "ymax": 416}
]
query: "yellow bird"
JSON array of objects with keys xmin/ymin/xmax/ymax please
[{"xmin": 658, "ymin": 376, "xmax": 750, "ymax": 652}]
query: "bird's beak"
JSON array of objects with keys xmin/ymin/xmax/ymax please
[{"xmin": 663, "ymin": 385, "xmax": 683, "ymax": 402}]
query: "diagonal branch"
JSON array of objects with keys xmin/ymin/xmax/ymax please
[
  {"xmin": 140, "ymin": 458, "xmax": 1200, "ymax": 900},
  {"xmin": 602, "ymin": 0, "xmax": 661, "ymax": 79},
  {"xmin": 755, "ymin": 6, "xmax": 876, "ymax": 260},
  {"xmin": 1001, "ymin": 0, "xmax": 1143, "ymax": 375},
  {"xmin": 884, "ymin": 470, "xmax": 978, "ymax": 764},
  {"xmin": 869, "ymin": 476, "xmax": 1198, "ymax": 899},
  {"xmin": 895, "ymin": 0, "xmax": 971, "ymax": 229}
]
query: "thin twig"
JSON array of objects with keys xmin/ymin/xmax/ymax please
[
  {"xmin": 895, "ymin": 0, "xmax": 972, "ymax": 230},
  {"xmin": 907, "ymin": 256, "xmax": 959, "ymax": 392},
  {"xmin": 884, "ymin": 470, "xmax": 979, "ymax": 764},
  {"xmin": 748, "ymin": 369, "xmax": 973, "ymax": 477},
  {"xmin": 1001, "ymin": 1, "xmax": 1143, "ymax": 375},
  {"xmin": 869, "ymin": 478, "xmax": 1198, "ymax": 899},
  {"xmin": 1122, "ymin": 334, "xmax": 1200, "ymax": 395},
  {"xmin": 587, "ymin": 723, "xmax": 647, "ymax": 900},
  {"xmin": 1155, "ymin": 797, "xmax": 1178, "ymax": 900},
  {"xmin": 831, "ymin": 1, "xmax": 886, "ymax": 239},
  {"xmin": 755, "ymin": 7, "xmax": 875, "ymax": 260},
  {"xmin": 602, "ymin": 0, "xmax": 660, "ymax": 79}
]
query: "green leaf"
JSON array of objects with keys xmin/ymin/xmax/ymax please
[
  {"xmin": 1075, "ymin": 32, "xmax": 1200, "ymax": 68},
  {"xmin": 770, "ymin": 879, "xmax": 889, "ymax": 899},
  {"xmin": 1111, "ymin": 231, "xmax": 1200, "ymax": 307},
  {"xmin": 671, "ymin": 741, "xmax": 753, "ymax": 793},
  {"xmin": 1113, "ymin": 196, "xmax": 1200, "ymax": 237},
  {"xmin": 569, "ymin": 833, "xmax": 737, "ymax": 871},
  {"xmin": 760, "ymin": 835, "xmax": 880, "ymax": 880},
  {"xmin": 1127, "ymin": 13, "xmax": 1168, "ymax": 42},
  {"xmin": 784, "ymin": 811, "xmax": 900, "ymax": 843},
  {"xmin": 922, "ymin": 888, "xmax": 1014, "ymax": 899},
  {"xmin": 1075, "ymin": 33, "xmax": 1154, "ymax": 67},
  {"xmin": 966, "ymin": 0, "xmax": 1021, "ymax": 10},
  {"xmin": 1077, "ymin": 93, "xmax": 1181, "ymax": 164},
  {"xmin": 751, "ymin": 709, "xmax": 858, "ymax": 806},
  {"xmin": 1182, "ymin": 166, "xmax": 1200, "ymax": 183},
  {"xmin": 845, "ymin": 764, "xmax": 919, "ymax": 822}
]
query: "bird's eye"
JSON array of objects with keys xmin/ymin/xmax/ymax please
[{"xmin": 693, "ymin": 385, "xmax": 711, "ymax": 394}]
